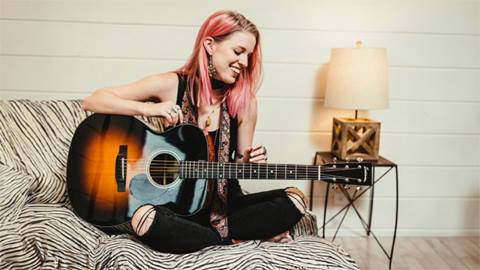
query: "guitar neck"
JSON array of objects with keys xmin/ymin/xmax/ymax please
[{"xmin": 180, "ymin": 161, "xmax": 320, "ymax": 180}]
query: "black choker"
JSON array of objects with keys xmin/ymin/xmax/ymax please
[{"xmin": 211, "ymin": 78, "xmax": 227, "ymax": 90}]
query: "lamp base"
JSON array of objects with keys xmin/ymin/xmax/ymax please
[{"xmin": 331, "ymin": 117, "xmax": 381, "ymax": 161}]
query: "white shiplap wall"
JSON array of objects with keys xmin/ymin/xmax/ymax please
[{"xmin": 1, "ymin": 0, "xmax": 479, "ymax": 236}]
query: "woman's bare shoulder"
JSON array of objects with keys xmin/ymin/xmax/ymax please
[{"xmin": 142, "ymin": 72, "xmax": 179, "ymax": 101}]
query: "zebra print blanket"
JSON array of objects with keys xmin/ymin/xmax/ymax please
[{"xmin": 0, "ymin": 100, "xmax": 359, "ymax": 270}]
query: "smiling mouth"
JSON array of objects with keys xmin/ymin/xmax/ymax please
[{"xmin": 230, "ymin": 66, "xmax": 241, "ymax": 76}]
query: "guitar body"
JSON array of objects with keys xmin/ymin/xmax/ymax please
[{"xmin": 67, "ymin": 114, "xmax": 210, "ymax": 230}]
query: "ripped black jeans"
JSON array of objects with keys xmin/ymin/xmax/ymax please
[{"xmin": 135, "ymin": 188, "xmax": 304, "ymax": 254}]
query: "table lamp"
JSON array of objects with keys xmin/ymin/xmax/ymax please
[{"xmin": 324, "ymin": 41, "xmax": 389, "ymax": 161}]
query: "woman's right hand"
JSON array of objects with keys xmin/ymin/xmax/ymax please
[{"xmin": 144, "ymin": 101, "xmax": 184, "ymax": 127}]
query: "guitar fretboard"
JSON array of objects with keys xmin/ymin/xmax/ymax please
[{"xmin": 179, "ymin": 161, "xmax": 320, "ymax": 180}]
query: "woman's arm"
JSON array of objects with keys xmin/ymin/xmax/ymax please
[
  {"xmin": 235, "ymin": 97, "xmax": 267, "ymax": 163},
  {"xmin": 82, "ymin": 72, "xmax": 183, "ymax": 125}
]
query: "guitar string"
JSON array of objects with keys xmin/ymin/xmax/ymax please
[
  {"xmin": 123, "ymin": 161, "xmax": 367, "ymax": 172},
  {"xmin": 118, "ymin": 159, "xmax": 365, "ymax": 171},
  {"xmin": 114, "ymin": 167, "xmax": 362, "ymax": 181},
  {"xmin": 112, "ymin": 160, "xmax": 367, "ymax": 180},
  {"xmin": 116, "ymin": 163, "xmax": 365, "ymax": 173},
  {"xmin": 114, "ymin": 165, "xmax": 362, "ymax": 177}
]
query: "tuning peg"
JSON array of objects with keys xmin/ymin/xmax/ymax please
[{"xmin": 356, "ymin": 157, "xmax": 364, "ymax": 162}]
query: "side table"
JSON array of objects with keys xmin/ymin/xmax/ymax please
[{"xmin": 311, "ymin": 151, "xmax": 399, "ymax": 270}]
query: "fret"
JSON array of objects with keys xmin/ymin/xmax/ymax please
[
  {"xmin": 257, "ymin": 163, "xmax": 260, "ymax": 179},
  {"xmin": 267, "ymin": 163, "xmax": 276, "ymax": 179},
  {"xmin": 248, "ymin": 163, "xmax": 252, "ymax": 179},
  {"xmin": 223, "ymin": 163, "xmax": 225, "ymax": 179},
  {"xmin": 218, "ymin": 163, "xmax": 223, "ymax": 179},
  {"xmin": 190, "ymin": 161, "xmax": 193, "ymax": 179},
  {"xmin": 180, "ymin": 161, "xmax": 184, "ymax": 178},
  {"xmin": 259, "ymin": 163, "xmax": 267, "ymax": 179},
  {"xmin": 242, "ymin": 163, "xmax": 246, "ymax": 179},
  {"xmin": 183, "ymin": 161, "xmax": 186, "ymax": 178},
  {"xmin": 223, "ymin": 162, "xmax": 226, "ymax": 178},
  {"xmin": 194, "ymin": 161, "xmax": 198, "ymax": 178},
  {"xmin": 235, "ymin": 163, "xmax": 238, "ymax": 179},
  {"xmin": 203, "ymin": 161, "xmax": 208, "ymax": 179},
  {"xmin": 205, "ymin": 161, "xmax": 209, "ymax": 179},
  {"xmin": 250, "ymin": 163, "xmax": 258, "ymax": 179},
  {"xmin": 276, "ymin": 164, "xmax": 286, "ymax": 179},
  {"xmin": 188, "ymin": 161, "xmax": 191, "ymax": 178},
  {"xmin": 286, "ymin": 164, "xmax": 296, "ymax": 180},
  {"xmin": 227, "ymin": 163, "xmax": 232, "ymax": 179},
  {"xmin": 311, "ymin": 165, "xmax": 317, "ymax": 180},
  {"xmin": 297, "ymin": 165, "xmax": 306, "ymax": 180}
]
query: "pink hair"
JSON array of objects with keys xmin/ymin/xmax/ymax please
[{"xmin": 177, "ymin": 10, "xmax": 263, "ymax": 117}]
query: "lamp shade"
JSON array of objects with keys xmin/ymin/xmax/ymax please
[{"xmin": 324, "ymin": 47, "xmax": 389, "ymax": 110}]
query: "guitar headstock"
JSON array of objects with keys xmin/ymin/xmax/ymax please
[{"xmin": 320, "ymin": 162, "xmax": 373, "ymax": 186}]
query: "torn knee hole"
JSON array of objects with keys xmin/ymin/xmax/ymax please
[
  {"xmin": 285, "ymin": 189, "xmax": 307, "ymax": 214},
  {"xmin": 131, "ymin": 205, "xmax": 156, "ymax": 236}
]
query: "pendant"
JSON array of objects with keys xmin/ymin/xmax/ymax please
[{"xmin": 206, "ymin": 116, "xmax": 212, "ymax": 127}]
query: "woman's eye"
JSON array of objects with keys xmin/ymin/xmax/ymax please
[{"xmin": 234, "ymin": 50, "xmax": 242, "ymax": 55}]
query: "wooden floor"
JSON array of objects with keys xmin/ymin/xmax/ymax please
[{"xmin": 334, "ymin": 237, "xmax": 479, "ymax": 270}]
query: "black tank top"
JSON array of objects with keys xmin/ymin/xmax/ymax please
[
  {"xmin": 175, "ymin": 73, "xmax": 243, "ymax": 201},
  {"xmin": 175, "ymin": 73, "xmax": 238, "ymax": 163}
]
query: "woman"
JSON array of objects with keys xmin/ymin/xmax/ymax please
[{"xmin": 82, "ymin": 10, "xmax": 307, "ymax": 254}]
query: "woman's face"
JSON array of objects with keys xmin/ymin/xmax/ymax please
[{"xmin": 209, "ymin": 31, "xmax": 256, "ymax": 84}]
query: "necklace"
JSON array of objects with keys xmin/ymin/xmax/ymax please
[
  {"xmin": 203, "ymin": 99, "xmax": 222, "ymax": 134},
  {"xmin": 204, "ymin": 106, "xmax": 221, "ymax": 162},
  {"xmin": 204, "ymin": 107, "xmax": 216, "ymax": 131}
]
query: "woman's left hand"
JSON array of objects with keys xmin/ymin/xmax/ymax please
[{"xmin": 245, "ymin": 145, "xmax": 268, "ymax": 163}]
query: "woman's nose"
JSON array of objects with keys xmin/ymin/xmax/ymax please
[{"xmin": 239, "ymin": 54, "xmax": 248, "ymax": 68}]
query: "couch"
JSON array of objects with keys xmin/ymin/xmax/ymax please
[{"xmin": 0, "ymin": 100, "xmax": 359, "ymax": 269}]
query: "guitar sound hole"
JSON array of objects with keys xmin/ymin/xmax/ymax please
[{"xmin": 149, "ymin": 153, "xmax": 179, "ymax": 186}]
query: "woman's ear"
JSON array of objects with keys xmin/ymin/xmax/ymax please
[{"xmin": 203, "ymin": 37, "xmax": 215, "ymax": 55}]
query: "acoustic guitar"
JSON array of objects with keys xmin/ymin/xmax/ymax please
[{"xmin": 67, "ymin": 114, "xmax": 372, "ymax": 231}]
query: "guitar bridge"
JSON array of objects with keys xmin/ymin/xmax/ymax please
[{"xmin": 115, "ymin": 145, "xmax": 128, "ymax": 192}]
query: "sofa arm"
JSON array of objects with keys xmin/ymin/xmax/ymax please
[{"xmin": 290, "ymin": 210, "xmax": 319, "ymax": 237}]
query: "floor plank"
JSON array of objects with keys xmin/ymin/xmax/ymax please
[{"xmin": 334, "ymin": 236, "xmax": 480, "ymax": 270}]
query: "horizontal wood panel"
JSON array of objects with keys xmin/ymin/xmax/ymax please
[
  {"xmin": 1, "ymin": 56, "xmax": 479, "ymax": 101},
  {"xmin": 1, "ymin": 20, "xmax": 479, "ymax": 68},
  {"xmin": 257, "ymin": 99, "xmax": 480, "ymax": 134},
  {"xmin": 315, "ymin": 197, "xmax": 480, "ymax": 235},
  {"xmin": 252, "ymin": 132, "xmax": 479, "ymax": 167},
  {"xmin": 2, "ymin": 88, "xmax": 478, "ymax": 134},
  {"xmin": 1, "ymin": 0, "xmax": 478, "ymax": 34},
  {"xmin": 309, "ymin": 166, "xmax": 480, "ymax": 198},
  {"xmin": 0, "ymin": 101, "xmax": 474, "ymax": 168},
  {"xmin": 0, "ymin": 90, "xmax": 86, "ymax": 100}
]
